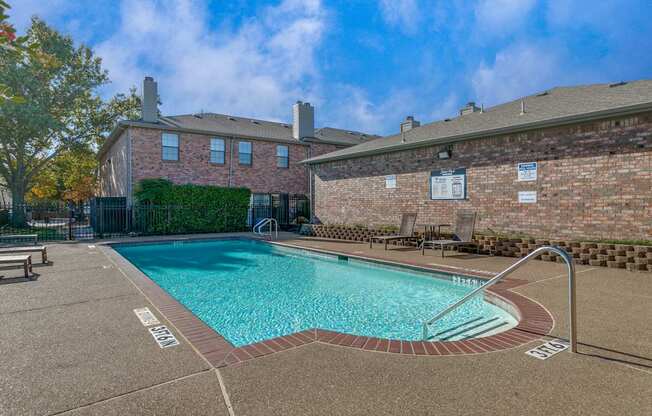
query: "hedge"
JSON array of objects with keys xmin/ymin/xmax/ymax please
[{"xmin": 133, "ymin": 179, "xmax": 251, "ymax": 234}]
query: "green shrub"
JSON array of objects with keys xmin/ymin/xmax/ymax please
[{"xmin": 133, "ymin": 179, "xmax": 251, "ymax": 234}]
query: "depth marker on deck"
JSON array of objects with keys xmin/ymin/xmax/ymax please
[
  {"xmin": 525, "ymin": 339, "xmax": 568, "ymax": 360},
  {"xmin": 134, "ymin": 307, "xmax": 161, "ymax": 326}
]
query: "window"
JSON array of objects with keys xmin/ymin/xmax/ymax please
[
  {"xmin": 161, "ymin": 133, "xmax": 179, "ymax": 161},
  {"xmin": 385, "ymin": 175, "xmax": 397, "ymax": 189},
  {"xmin": 238, "ymin": 141, "xmax": 252, "ymax": 165},
  {"xmin": 210, "ymin": 138, "xmax": 225, "ymax": 164},
  {"xmin": 276, "ymin": 145, "xmax": 289, "ymax": 168}
]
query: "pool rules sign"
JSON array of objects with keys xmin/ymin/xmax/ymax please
[{"xmin": 430, "ymin": 168, "xmax": 467, "ymax": 200}]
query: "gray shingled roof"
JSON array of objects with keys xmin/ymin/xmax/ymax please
[
  {"xmin": 157, "ymin": 113, "xmax": 379, "ymax": 145},
  {"xmin": 303, "ymin": 80, "xmax": 652, "ymax": 164},
  {"xmin": 99, "ymin": 111, "xmax": 380, "ymax": 159}
]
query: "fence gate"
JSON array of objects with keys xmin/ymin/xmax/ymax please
[{"xmin": 249, "ymin": 193, "xmax": 309, "ymax": 230}]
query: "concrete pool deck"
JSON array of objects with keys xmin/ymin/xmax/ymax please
[{"xmin": 0, "ymin": 233, "xmax": 650, "ymax": 415}]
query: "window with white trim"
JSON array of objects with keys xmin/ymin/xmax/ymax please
[
  {"xmin": 210, "ymin": 138, "xmax": 225, "ymax": 164},
  {"xmin": 239, "ymin": 141, "xmax": 252, "ymax": 165},
  {"xmin": 385, "ymin": 175, "xmax": 397, "ymax": 188},
  {"xmin": 162, "ymin": 133, "xmax": 179, "ymax": 161},
  {"xmin": 276, "ymin": 145, "xmax": 289, "ymax": 168}
]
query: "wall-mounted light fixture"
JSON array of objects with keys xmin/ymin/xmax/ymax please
[{"xmin": 437, "ymin": 149, "xmax": 451, "ymax": 160}]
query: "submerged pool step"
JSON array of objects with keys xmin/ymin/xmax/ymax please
[{"xmin": 433, "ymin": 316, "xmax": 510, "ymax": 341}]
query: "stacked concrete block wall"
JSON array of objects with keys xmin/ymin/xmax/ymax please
[{"xmin": 301, "ymin": 224, "xmax": 652, "ymax": 272}]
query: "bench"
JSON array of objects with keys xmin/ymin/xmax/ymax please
[
  {"xmin": 0, "ymin": 234, "xmax": 38, "ymax": 246},
  {"xmin": 0, "ymin": 246, "xmax": 47, "ymax": 263},
  {"xmin": 0, "ymin": 255, "xmax": 33, "ymax": 279}
]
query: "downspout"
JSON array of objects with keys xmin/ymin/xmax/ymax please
[
  {"xmin": 307, "ymin": 146, "xmax": 313, "ymax": 222},
  {"xmin": 127, "ymin": 128, "xmax": 133, "ymax": 204},
  {"xmin": 228, "ymin": 137, "xmax": 234, "ymax": 187}
]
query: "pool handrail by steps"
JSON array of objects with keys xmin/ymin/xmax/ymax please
[{"xmin": 422, "ymin": 245, "xmax": 577, "ymax": 353}]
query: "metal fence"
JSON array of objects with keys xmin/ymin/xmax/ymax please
[
  {"xmin": 249, "ymin": 193, "xmax": 310, "ymax": 231},
  {"xmin": 0, "ymin": 199, "xmax": 251, "ymax": 242}
]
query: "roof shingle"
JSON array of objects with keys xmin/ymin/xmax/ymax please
[{"xmin": 303, "ymin": 80, "xmax": 652, "ymax": 164}]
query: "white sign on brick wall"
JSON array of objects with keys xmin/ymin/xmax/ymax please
[
  {"xmin": 518, "ymin": 191, "xmax": 537, "ymax": 203},
  {"xmin": 517, "ymin": 162, "xmax": 537, "ymax": 181}
]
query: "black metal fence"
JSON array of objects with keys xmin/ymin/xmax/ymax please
[
  {"xmin": 0, "ymin": 194, "xmax": 310, "ymax": 242},
  {"xmin": 0, "ymin": 199, "xmax": 250, "ymax": 242},
  {"xmin": 249, "ymin": 193, "xmax": 310, "ymax": 230}
]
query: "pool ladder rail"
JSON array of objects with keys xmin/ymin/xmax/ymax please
[
  {"xmin": 422, "ymin": 246, "xmax": 577, "ymax": 354},
  {"xmin": 253, "ymin": 218, "xmax": 278, "ymax": 240}
]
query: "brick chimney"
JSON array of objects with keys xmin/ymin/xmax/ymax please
[
  {"xmin": 293, "ymin": 101, "xmax": 314, "ymax": 140},
  {"xmin": 459, "ymin": 101, "xmax": 480, "ymax": 116},
  {"xmin": 400, "ymin": 116, "xmax": 420, "ymax": 133},
  {"xmin": 142, "ymin": 76, "xmax": 158, "ymax": 123}
]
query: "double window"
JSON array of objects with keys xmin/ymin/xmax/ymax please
[
  {"xmin": 239, "ymin": 141, "xmax": 252, "ymax": 165},
  {"xmin": 276, "ymin": 145, "xmax": 289, "ymax": 168},
  {"xmin": 210, "ymin": 138, "xmax": 225, "ymax": 164},
  {"xmin": 162, "ymin": 133, "xmax": 179, "ymax": 161}
]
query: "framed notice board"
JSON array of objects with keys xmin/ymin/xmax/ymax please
[{"xmin": 430, "ymin": 168, "xmax": 467, "ymax": 200}]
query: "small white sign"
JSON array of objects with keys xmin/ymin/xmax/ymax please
[
  {"xmin": 518, "ymin": 191, "xmax": 537, "ymax": 203},
  {"xmin": 525, "ymin": 340, "xmax": 568, "ymax": 360},
  {"xmin": 148, "ymin": 325, "xmax": 180, "ymax": 348},
  {"xmin": 517, "ymin": 162, "xmax": 537, "ymax": 181},
  {"xmin": 134, "ymin": 307, "xmax": 160, "ymax": 326}
]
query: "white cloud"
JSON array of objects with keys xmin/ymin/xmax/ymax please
[
  {"xmin": 96, "ymin": 0, "xmax": 327, "ymax": 122},
  {"xmin": 9, "ymin": 0, "xmax": 69, "ymax": 32},
  {"xmin": 474, "ymin": 0, "xmax": 537, "ymax": 35},
  {"xmin": 378, "ymin": 0, "xmax": 421, "ymax": 33},
  {"xmin": 471, "ymin": 43, "xmax": 562, "ymax": 105}
]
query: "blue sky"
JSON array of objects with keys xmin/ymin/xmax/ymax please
[{"xmin": 10, "ymin": 0, "xmax": 652, "ymax": 135}]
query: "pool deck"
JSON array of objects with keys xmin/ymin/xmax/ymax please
[{"xmin": 0, "ymin": 232, "xmax": 650, "ymax": 415}]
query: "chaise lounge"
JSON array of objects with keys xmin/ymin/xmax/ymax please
[
  {"xmin": 421, "ymin": 210, "xmax": 478, "ymax": 257},
  {"xmin": 369, "ymin": 213, "xmax": 417, "ymax": 250}
]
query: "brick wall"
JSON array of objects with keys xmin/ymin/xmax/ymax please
[
  {"xmin": 100, "ymin": 127, "xmax": 344, "ymax": 200},
  {"xmin": 313, "ymin": 113, "xmax": 652, "ymax": 240}
]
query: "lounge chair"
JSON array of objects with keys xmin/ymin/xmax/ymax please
[
  {"xmin": 422, "ymin": 210, "xmax": 478, "ymax": 257},
  {"xmin": 369, "ymin": 213, "xmax": 417, "ymax": 250},
  {"xmin": 0, "ymin": 254, "xmax": 33, "ymax": 279}
]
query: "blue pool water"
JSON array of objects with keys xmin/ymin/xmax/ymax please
[{"xmin": 114, "ymin": 239, "xmax": 516, "ymax": 347}]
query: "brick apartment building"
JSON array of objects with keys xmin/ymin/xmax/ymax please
[
  {"xmin": 99, "ymin": 77, "xmax": 378, "ymax": 223},
  {"xmin": 304, "ymin": 81, "xmax": 652, "ymax": 241}
]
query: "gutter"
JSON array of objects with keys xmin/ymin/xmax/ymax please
[
  {"xmin": 300, "ymin": 101, "xmax": 652, "ymax": 165},
  {"xmin": 98, "ymin": 121, "xmax": 363, "ymax": 160}
]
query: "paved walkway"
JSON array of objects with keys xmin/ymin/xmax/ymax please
[{"xmin": 0, "ymin": 234, "xmax": 650, "ymax": 415}]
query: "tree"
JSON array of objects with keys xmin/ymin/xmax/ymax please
[
  {"xmin": 0, "ymin": 1, "xmax": 38, "ymax": 104},
  {"xmin": 0, "ymin": 18, "xmax": 141, "ymax": 224},
  {"xmin": 28, "ymin": 147, "xmax": 98, "ymax": 204}
]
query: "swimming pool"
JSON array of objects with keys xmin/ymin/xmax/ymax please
[{"xmin": 114, "ymin": 239, "xmax": 517, "ymax": 347}]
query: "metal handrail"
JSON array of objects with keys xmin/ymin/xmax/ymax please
[
  {"xmin": 253, "ymin": 218, "xmax": 278, "ymax": 239},
  {"xmin": 422, "ymin": 245, "xmax": 577, "ymax": 353}
]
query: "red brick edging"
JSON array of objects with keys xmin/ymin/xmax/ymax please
[{"xmin": 103, "ymin": 240, "xmax": 554, "ymax": 368}]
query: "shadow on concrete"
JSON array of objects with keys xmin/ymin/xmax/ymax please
[
  {"xmin": 0, "ymin": 273, "xmax": 40, "ymax": 285},
  {"xmin": 520, "ymin": 328, "xmax": 652, "ymax": 371},
  {"xmin": 577, "ymin": 343, "xmax": 652, "ymax": 370},
  {"xmin": 294, "ymin": 237, "xmax": 367, "ymax": 245}
]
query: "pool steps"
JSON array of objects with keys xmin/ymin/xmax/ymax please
[{"xmin": 432, "ymin": 316, "xmax": 510, "ymax": 341}]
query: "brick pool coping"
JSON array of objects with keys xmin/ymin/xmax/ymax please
[{"xmin": 101, "ymin": 238, "xmax": 554, "ymax": 368}]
